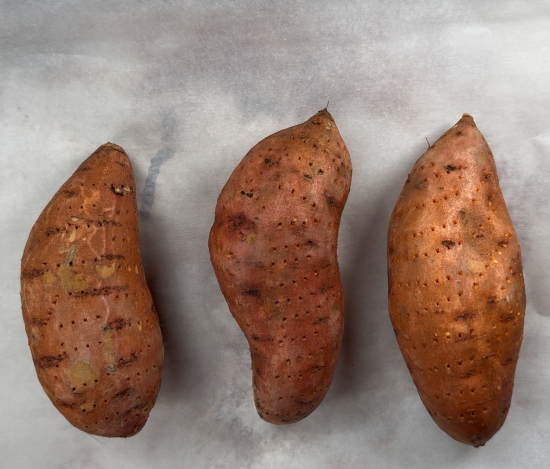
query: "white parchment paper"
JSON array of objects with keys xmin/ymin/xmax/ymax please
[{"xmin": 2, "ymin": 1, "xmax": 550, "ymax": 468}]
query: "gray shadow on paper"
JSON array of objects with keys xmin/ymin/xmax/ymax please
[{"xmin": 139, "ymin": 109, "xmax": 177, "ymax": 220}]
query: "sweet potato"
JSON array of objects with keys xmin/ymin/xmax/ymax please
[
  {"xmin": 387, "ymin": 114, "xmax": 525, "ymax": 446},
  {"xmin": 209, "ymin": 109, "xmax": 352, "ymax": 424},
  {"xmin": 21, "ymin": 143, "xmax": 164, "ymax": 437}
]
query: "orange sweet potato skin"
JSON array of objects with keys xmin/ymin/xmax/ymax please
[
  {"xmin": 21, "ymin": 143, "xmax": 164, "ymax": 437},
  {"xmin": 388, "ymin": 115, "xmax": 525, "ymax": 446},
  {"xmin": 209, "ymin": 110, "xmax": 352, "ymax": 424}
]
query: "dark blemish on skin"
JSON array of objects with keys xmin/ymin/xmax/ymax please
[
  {"xmin": 444, "ymin": 165, "xmax": 457, "ymax": 171},
  {"xmin": 500, "ymin": 316, "xmax": 514, "ymax": 322},
  {"xmin": 304, "ymin": 174, "xmax": 312, "ymax": 179},
  {"xmin": 245, "ymin": 260, "xmax": 265, "ymax": 267},
  {"xmin": 460, "ymin": 371, "xmax": 477, "ymax": 378},
  {"xmin": 61, "ymin": 190, "xmax": 77, "ymax": 197},
  {"xmin": 475, "ymin": 234, "xmax": 485, "ymax": 238},
  {"xmin": 117, "ymin": 354, "xmax": 138, "ymax": 368},
  {"xmin": 240, "ymin": 191, "xmax": 254, "ymax": 198},
  {"xmin": 307, "ymin": 365, "xmax": 325, "ymax": 373},
  {"xmin": 31, "ymin": 317, "xmax": 51, "ymax": 326},
  {"xmin": 455, "ymin": 312, "xmax": 475, "ymax": 321},
  {"xmin": 42, "ymin": 227, "xmax": 65, "ymax": 236},
  {"xmin": 112, "ymin": 388, "xmax": 134, "ymax": 400},
  {"xmin": 102, "ymin": 318, "xmax": 132, "ymax": 332},
  {"xmin": 101, "ymin": 254, "xmax": 125, "ymax": 260},
  {"xmin": 251, "ymin": 335, "xmax": 274, "ymax": 342},
  {"xmin": 455, "ymin": 333, "xmax": 476, "ymax": 342},
  {"xmin": 242, "ymin": 289, "xmax": 260, "ymax": 296},
  {"xmin": 37, "ymin": 355, "xmax": 65, "ymax": 369},
  {"xmin": 74, "ymin": 218, "xmax": 121, "ymax": 227},
  {"xmin": 57, "ymin": 401, "xmax": 75, "ymax": 408},
  {"xmin": 501, "ymin": 358, "xmax": 513, "ymax": 366},
  {"xmin": 441, "ymin": 240, "xmax": 456, "ymax": 249},
  {"xmin": 73, "ymin": 285, "xmax": 129, "ymax": 298},
  {"xmin": 498, "ymin": 240, "xmax": 509, "ymax": 248},
  {"xmin": 317, "ymin": 169, "xmax": 324, "ymax": 175},
  {"xmin": 320, "ymin": 285, "xmax": 334, "ymax": 293},
  {"xmin": 228, "ymin": 214, "xmax": 255, "ymax": 231},
  {"xmin": 324, "ymin": 192, "xmax": 340, "ymax": 208},
  {"xmin": 314, "ymin": 317, "xmax": 329, "ymax": 324},
  {"xmin": 22, "ymin": 269, "xmax": 45, "ymax": 279},
  {"xmin": 139, "ymin": 109, "xmax": 177, "ymax": 221},
  {"xmin": 304, "ymin": 240, "xmax": 317, "ymax": 249},
  {"xmin": 117, "ymin": 403, "xmax": 143, "ymax": 419}
]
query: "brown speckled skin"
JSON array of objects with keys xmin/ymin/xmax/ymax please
[
  {"xmin": 209, "ymin": 110, "xmax": 352, "ymax": 424},
  {"xmin": 21, "ymin": 144, "xmax": 164, "ymax": 437},
  {"xmin": 388, "ymin": 115, "xmax": 525, "ymax": 446}
]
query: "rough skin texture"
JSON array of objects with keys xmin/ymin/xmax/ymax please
[
  {"xmin": 209, "ymin": 110, "xmax": 352, "ymax": 424},
  {"xmin": 387, "ymin": 114, "xmax": 525, "ymax": 446},
  {"xmin": 21, "ymin": 143, "xmax": 164, "ymax": 437}
]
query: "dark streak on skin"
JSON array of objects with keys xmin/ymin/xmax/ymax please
[
  {"xmin": 139, "ymin": 109, "xmax": 177, "ymax": 220},
  {"xmin": 42, "ymin": 227, "xmax": 67, "ymax": 236},
  {"xmin": 324, "ymin": 192, "xmax": 340, "ymax": 208},
  {"xmin": 251, "ymin": 335, "xmax": 274, "ymax": 342},
  {"xmin": 455, "ymin": 334, "xmax": 476, "ymax": 342},
  {"xmin": 242, "ymin": 289, "xmax": 260, "ymax": 296},
  {"xmin": 314, "ymin": 316, "xmax": 329, "ymax": 324},
  {"xmin": 22, "ymin": 269, "xmax": 45, "ymax": 279},
  {"xmin": 441, "ymin": 239, "xmax": 456, "ymax": 249},
  {"xmin": 73, "ymin": 285, "xmax": 129, "ymax": 298},
  {"xmin": 37, "ymin": 355, "xmax": 65, "ymax": 369},
  {"xmin": 307, "ymin": 365, "xmax": 325, "ymax": 373},
  {"xmin": 113, "ymin": 387, "xmax": 134, "ymax": 400},
  {"xmin": 101, "ymin": 254, "xmax": 125, "ymax": 260},
  {"xmin": 102, "ymin": 317, "xmax": 132, "ymax": 332},
  {"xmin": 117, "ymin": 354, "xmax": 138, "ymax": 368},
  {"xmin": 31, "ymin": 317, "xmax": 51, "ymax": 326},
  {"xmin": 455, "ymin": 312, "xmax": 475, "ymax": 321}
]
